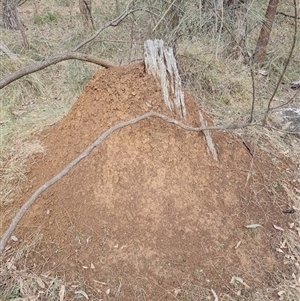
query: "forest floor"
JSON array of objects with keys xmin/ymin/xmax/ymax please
[{"xmin": 1, "ymin": 63, "xmax": 300, "ymax": 300}]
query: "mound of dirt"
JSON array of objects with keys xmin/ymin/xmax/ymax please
[{"xmin": 2, "ymin": 63, "xmax": 293, "ymax": 299}]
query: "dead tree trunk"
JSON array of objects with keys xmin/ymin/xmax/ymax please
[
  {"xmin": 2, "ymin": 0, "xmax": 29, "ymax": 49},
  {"xmin": 144, "ymin": 39, "xmax": 186, "ymax": 119},
  {"xmin": 254, "ymin": 0, "xmax": 279, "ymax": 64}
]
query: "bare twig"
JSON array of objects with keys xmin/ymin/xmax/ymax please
[
  {"xmin": 262, "ymin": 0, "xmax": 298, "ymax": 125},
  {"xmin": 73, "ymin": 0, "xmax": 139, "ymax": 52},
  {"xmin": 207, "ymin": 3, "xmax": 240, "ymax": 47},
  {"xmin": 152, "ymin": 0, "xmax": 176, "ymax": 32},
  {"xmin": 0, "ymin": 111, "xmax": 259, "ymax": 254},
  {"xmin": 249, "ymin": 57, "xmax": 256, "ymax": 123},
  {"xmin": 276, "ymin": 11, "xmax": 300, "ymax": 19},
  {"xmin": 0, "ymin": 52, "xmax": 113, "ymax": 89},
  {"xmin": 269, "ymin": 91, "xmax": 298, "ymax": 111}
]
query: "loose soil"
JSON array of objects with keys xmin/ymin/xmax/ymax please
[{"xmin": 1, "ymin": 63, "xmax": 295, "ymax": 300}]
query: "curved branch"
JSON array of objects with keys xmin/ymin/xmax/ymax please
[
  {"xmin": 0, "ymin": 111, "xmax": 259, "ymax": 254},
  {"xmin": 0, "ymin": 52, "xmax": 114, "ymax": 89},
  {"xmin": 0, "ymin": 2, "xmax": 142, "ymax": 89}
]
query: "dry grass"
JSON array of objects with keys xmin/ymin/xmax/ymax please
[{"xmin": 0, "ymin": 0, "xmax": 300, "ymax": 300}]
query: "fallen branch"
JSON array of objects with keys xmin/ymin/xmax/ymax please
[
  {"xmin": 0, "ymin": 52, "xmax": 113, "ymax": 89},
  {"xmin": 0, "ymin": 1, "xmax": 141, "ymax": 89},
  {"xmin": 0, "ymin": 111, "xmax": 259, "ymax": 254}
]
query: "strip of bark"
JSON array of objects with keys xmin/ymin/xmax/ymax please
[
  {"xmin": 0, "ymin": 111, "xmax": 258, "ymax": 254},
  {"xmin": 0, "ymin": 52, "xmax": 113, "ymax": 90},
  {"xmin": 198, "ymin": 111, "xmax": 219, "ymax": 162}
]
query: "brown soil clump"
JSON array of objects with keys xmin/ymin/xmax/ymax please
[{"xmin": 2, "ymin": 63, "xmax": 293, "ymax": 300}]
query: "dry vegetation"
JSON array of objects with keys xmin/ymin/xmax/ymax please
[{"xmin": 0, "ymin": 0, "xmax": 300, "ymax": 300}]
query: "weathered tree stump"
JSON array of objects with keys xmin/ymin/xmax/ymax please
[{"xmin": 144, "ymin": 39, "xmax": 186, "ymax": 119}]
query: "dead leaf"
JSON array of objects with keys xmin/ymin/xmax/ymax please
[
  {"xmin": 276, "ymin": 248, "xmax": 284, "ymax": 253},
  {"xmin": 280, "ymin": 150, "xmax": 289, "ymax": 155},
  {"xmin": 258, "ymin": 69, "xmax": 268, "ymax": 76},
  {"xmin": 235, "ymin": 241, "xmax": 241, "ymax": 249},
  {"xmin": 35, "ymin": 277, "xmax": 45, "ymax": 289},
  {"xmin": 278, "ymin": 290, "xmax": 285, "ymax": 296},
  {"xmin": 106, "ymin": 288, "xmax": 110, "ymax": 295},
  {"xmin": 11, "ymin": 236, "xmax": 18, "ymax": 242},
  {"xmin": 280, "ymin": 239, "xmax": 287, "ymax": 249},
  {"xmin": 174, "ymin": 288, "xmax": 181, "ymax": 297},
  {"xmin": 93, "ymin": 280, "xmax": 107, "ymax": 285},
  {"xmin": 273, "ymin": 225, "xmax": 284, "ymax": 231},
  {"xmin": 75, "ymin": 290, "xmax": 89, "ymax": 299},
  {"xmin": 211, "ymin": 288, "xmax": 219, "ymax": 301},
  {"xmin": 91, "ymin": 263, "xmax": 95, "ymax": 269},
  {"xmin": 230, "ymin": 276, "xmax": 250, "ymax": 288},
  {"xmin": 59, "ymin": 285, "xmax": 65, "ymax": 301},
  {"xmin": 245, "ymin": 224, "xmax": 261, "ymax": 229}
]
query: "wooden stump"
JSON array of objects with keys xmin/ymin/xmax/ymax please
[{"xmin": 144, "ymin": 39, "xmax": 186, "ymax": 119}]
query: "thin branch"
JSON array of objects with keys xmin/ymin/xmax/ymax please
[
  {"xmin": 152, "ymin": 0, "xmax": 176, "ymax": 32},
  {"xmin": 0, "ymin": 52, "xmax": 114, "ymax": 90},
  {"xmin": 249, "ymin": 57, "xmax": 256, "ymax": 123},
  {"xmin": 276, "ymin": 11, "xmax": 300, "ymax": 19},
  {"xmin": 264, "ymin": 125, "xmax": 300, "ymax": 135},
  {"xmin": 269, "ymin": 91, "xmax": 298, "ymax": 111},
  {"xmin": 262, "ymin": 0, "xmax": 298, "ymax": 125},
  {"xmin": 72, "ymin": 5, "xmax": 159, "ymax": 51},
  {"xmin": 0, "ymin": 111, "xmax": 259, "ymax": 254},
  {"xmin": 73, "ymin": 0, "xmax": 139, "ymax": 52}
]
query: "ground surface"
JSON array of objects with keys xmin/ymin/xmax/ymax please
[{"xmin": 1, "ymin": 63, "xmax": 296, "ymax": 300}]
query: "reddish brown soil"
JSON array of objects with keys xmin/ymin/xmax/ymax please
[{"xmin": 1, "ymin": 63, "xmax": 295, "ymax": 299}]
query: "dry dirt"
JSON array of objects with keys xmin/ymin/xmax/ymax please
[{"xmin": 1, "ymin": 63, "xmax": 297, "ymax": 300}]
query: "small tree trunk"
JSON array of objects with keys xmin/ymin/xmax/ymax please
[
  {"xmin": 2, "ymin": 0, "xmax": 29, "ymax": 50},
  {"xmin": 2, "ymin": 0, "xmax": 19, "ymax": 29},
  {"xmin": 78, "ymin": 0, "xmax": 95, "ymax": 30},
  {"xmin": 224, "ymin": 0, "xmax": 248, "ymax": 60},
  {"xmin": 253, "ymin": 0, "xmax": 279, "ymax": 64}
]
